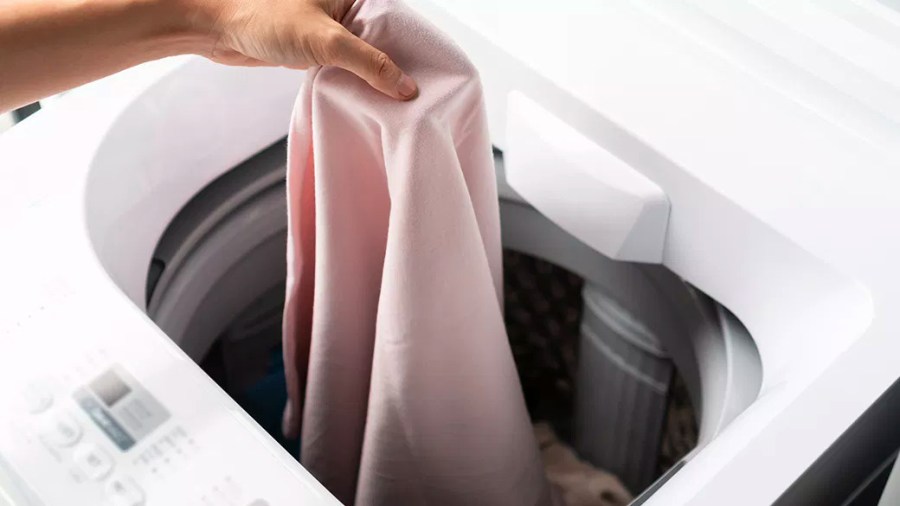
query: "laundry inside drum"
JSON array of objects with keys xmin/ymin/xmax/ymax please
[
  {"xmin": 503, "ymin": 250, "xmax": 698, "ymax": 495},
  {"xmin": 144, "ymin": 140, "xmax": 761, "ymax": 504}
]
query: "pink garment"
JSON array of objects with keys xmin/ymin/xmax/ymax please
[{"xmin": 281, "ymin": 1, "xmax": 553, "ymax": 504}]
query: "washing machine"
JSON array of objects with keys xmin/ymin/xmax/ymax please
[{"xmin": 2, "ymin": 1, "xmax": 900, "ymax": 505}]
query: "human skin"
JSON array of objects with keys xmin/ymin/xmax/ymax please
[{"xmin": 0, "ymin": 0, "xmax": 418, "ymax": 113}]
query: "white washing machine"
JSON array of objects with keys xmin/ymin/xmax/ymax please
[{"xmin": 2, "ymin": 1, "xmax": 900, "ymax": 505}]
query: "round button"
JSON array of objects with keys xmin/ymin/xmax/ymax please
[
  {"xmin": 22, "ymin": 381, "xmax": 53, "ymax": 414},
  {"xmin": 73, "ymin": 443, "xmax": 114, "ymax": 481},
  {"xmin": 106, "ymin": 475, "xmax": 145, "ymax": 506},
  {"xmin": 42, "ymin": 412, "xmax": 82, "ymax": 447}
]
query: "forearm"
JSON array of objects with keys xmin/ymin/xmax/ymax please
[{"xmin": 0, "ymin": 0, "xmax": 210, "ymax": 113}]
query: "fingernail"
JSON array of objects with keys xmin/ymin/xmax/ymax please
[{"xmin": 397, "ymin": 73, "xmax": 418, "ymax": 99}]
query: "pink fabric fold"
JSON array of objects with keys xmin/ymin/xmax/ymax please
[{"xmin": 282, "ymin": 1, "xmax": 553, "ymax": 504}]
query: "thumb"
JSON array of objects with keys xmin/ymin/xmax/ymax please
[{"xmin": 325, "ymin": 26, "xmax": 418, "ymax": 100}]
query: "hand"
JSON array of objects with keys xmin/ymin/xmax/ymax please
[
  {"xmin": 1, "ymin": 0, "xmax": 417, "ymax": 113},
  {"xmin": 185, "ymin": 0, "xmax": 419, "ymax": 100}
]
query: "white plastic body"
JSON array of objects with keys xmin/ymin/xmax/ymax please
[
  {"xmin": 504, "ymin": 91, "xmax": 670, "ymax": 263},
  {"xmin": 0, "ymin": 1, "xmax": 897, "ymax": 505}
]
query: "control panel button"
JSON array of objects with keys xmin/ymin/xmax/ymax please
[
  {"xmin": 73, "ymin": 443, "xmax": 114, "ymax": 480},
  {"xmin": 43, "ymin": 412, "xmax": 82, "ymax": 447},
  {"xmin": 22, "ymin": 381, "xmax": 53, "ymax": 414},
  {"xmin": 106, "ymin": 475, "xmax": 145, "ymax": 506},
  {"xmin": 67, "ymin": 466, "xmax": 87, "ymax": 484}
]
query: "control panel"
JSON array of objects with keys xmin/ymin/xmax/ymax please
[
  {"xmin": 7, "ymin": 352, "xmax": 220, "ymax": 505},
  {"xmin": 0, "ymin": 303, "xmax": 338, "ymax": 506},
  {"xmin": 6, "ymin": 352, "xmax": 173, "ymax": 505}
]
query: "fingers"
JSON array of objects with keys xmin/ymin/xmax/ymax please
[{"xmin": 322, "ymin": 24, "xmax": 418, "ymax": 100}]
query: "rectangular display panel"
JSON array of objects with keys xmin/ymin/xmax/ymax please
[{"xmin": 74, "ymin": 364, "xmax": 170, "ymax": 451}]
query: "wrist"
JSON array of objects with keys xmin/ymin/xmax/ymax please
[{"xmin": 137, "ymin": 0, "xmax": 220, "ymax": 58}]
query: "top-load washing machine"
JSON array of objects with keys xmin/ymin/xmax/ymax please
[{"xmin": 2, "ymin": 1, "xmax": 900, "ymax": 505}]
